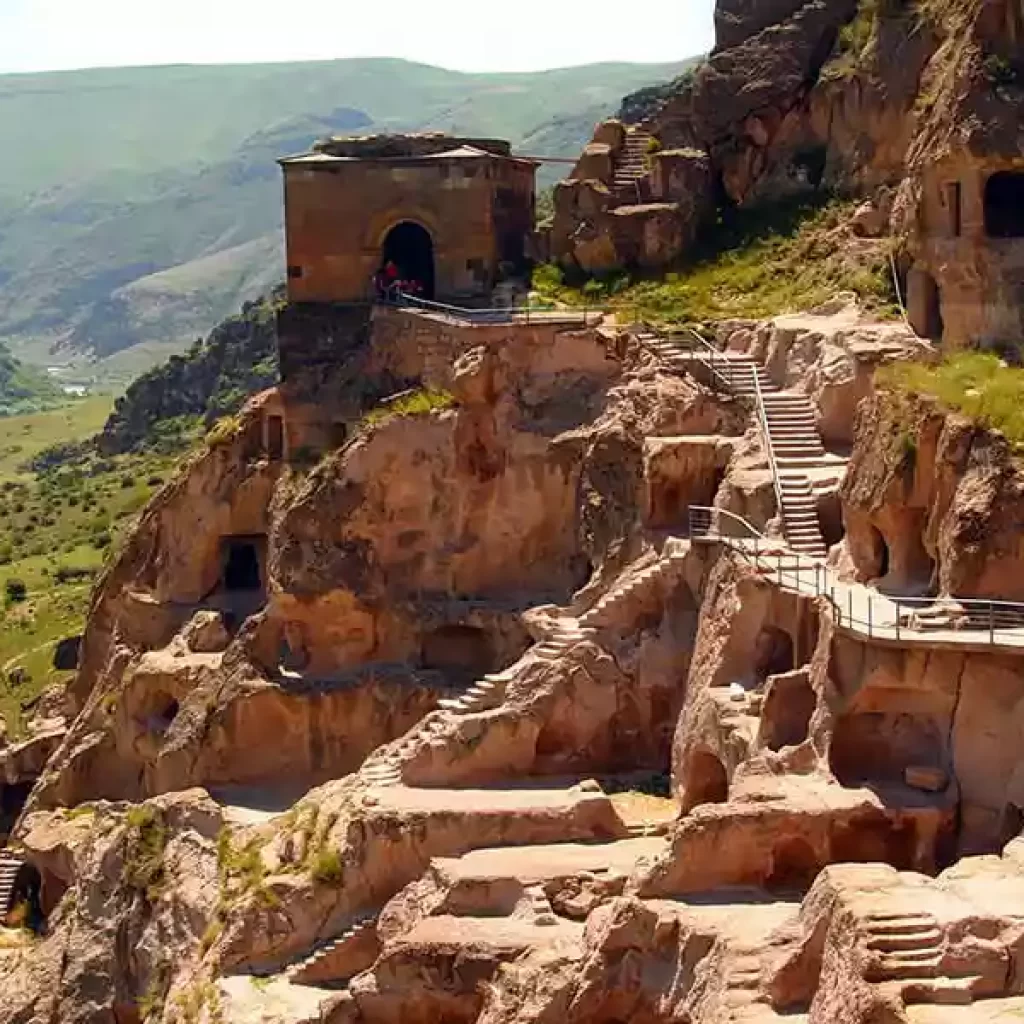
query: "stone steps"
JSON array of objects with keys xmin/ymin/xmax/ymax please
[
  {"xmin": 361, "ymin": 621, "xmax": 601, "ymax": 787},
  {"xmin": 286, "ymin": 913, "xmax": 378, "ymax": 986},
  {"xmin": 640, "ymin": 329, "xmax": 830, "ymax": 558},
  {"xmin": 611, "ymin": 129, "xmax": 652, "ymax": 202},
  {"xmin": 579, "ymin": 549, "xmax": 687, "ymax": 629},
  {"xmin": 863, "ymin": 912, "xmax": 945, "ymax": 983},
  {"xmin": 0, "ymin": 854, "xmax": 23, "ymax": 915}
]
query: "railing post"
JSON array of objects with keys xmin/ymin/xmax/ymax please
[
  {"xmin": 848, "ymin": 589, "xmax": 853, "ymax": 628},
  {"xmin": 867, "ymin": 594, "xmax": 873, "ymax": 638},
  {"xmin": 896, "ymin": 601, "xmax": 901, "ymax": 641},
  {"xmin": 990, "ymin": 602, "xmax": 995, "ymax": 644}
]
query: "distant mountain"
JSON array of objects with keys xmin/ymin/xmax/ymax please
[{"xmin": 0, "ymin": 57, "xmax": 694, "ymax": 378}]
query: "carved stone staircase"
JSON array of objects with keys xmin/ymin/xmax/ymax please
[
  {"xmin": 361, "ymin": 549, "xmax": 687, "ymax": 788},
  {"xmin": 612, "ymin": 127, "xmax": 653, "ymax": 204},
  {"xmin": 862, "ymin": 911, "xmax": 984, "ymax": 1004},
  {"xmin": 0, "ymin": 853, "xmax": 23, "ymax": 918},
  {"xmin": 286, "ymin": 913, "xmax": 380, "ymax": 987}
]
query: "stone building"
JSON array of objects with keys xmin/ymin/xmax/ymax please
[{"xmin": 279, "ymin": 133, "xmax": 537, "ymax": 305}]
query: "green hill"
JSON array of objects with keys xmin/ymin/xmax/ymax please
[
  {"xmin": 0, "ymin": 343, "xmax": 63, "ymax": 416},
  {"xmin": 0, "ymin": 57, "xmax": 693, "ymax": 379}
]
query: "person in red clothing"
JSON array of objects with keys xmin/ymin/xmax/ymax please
[{"xmin": 375, "ymin": 261, "xmax": 401, "ymax": 302}]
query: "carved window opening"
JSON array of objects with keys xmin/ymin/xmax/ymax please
[{"xmin": 984, "ymin": 172, "xmax": 1024, "ymax": 238}]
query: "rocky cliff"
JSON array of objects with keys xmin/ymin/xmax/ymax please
[
  {"xmin": 3, "ymin": 291, "xmax": 1024, "ymax": 1024},
  {"xmin": 554, "ymin": 0, "xmax": 1024, "ymax": 349}
]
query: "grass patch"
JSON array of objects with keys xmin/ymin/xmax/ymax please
[
  {"xmin": 362, "ymin": 388, "xmax": 455, "ymax": 426},
  {"xmin": 878, "ymin": 352, "xmax": 1024, "ymax": 449},
  {"xmin": 535, "ymin": 195, "xmax": 900, "ymax": 326},
  {"xmin": 310, "ymin": 847, "xmax": 344, "ymax": 885},
  {"xmin": 216, "ymin": 827, "xmax": 277, "ymax": 908},
  {"xmin": 123, "ymin": 805, "xmax": 168, "ymax": 902},
  {"xmin": 0, "ymin": 397, "xmax": 112, "ymax": 484}
]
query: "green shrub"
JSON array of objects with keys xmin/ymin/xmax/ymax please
[
  {"xmin": 123, "ymin": 805, "xmax": 167, "ymax": 902},
  {"xmin": 4, "ymin": 578, "xmax": 27, "ymax": 604},
  {"xmin": 310, "ymin": 847, "xmax": 344, "ymax": 885},
  {"xmin": 363, "ymin": 388, "xmax": 455, "ymax": 427}
]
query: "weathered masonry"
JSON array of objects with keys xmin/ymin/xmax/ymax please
[{"xmin": 279, "ymin": 133, "xmax": 538, "ymax": 305}]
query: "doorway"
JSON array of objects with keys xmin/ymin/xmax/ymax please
[
  {"xmin": 221, "ymin": 537, "xmax": 264, "ymax": 594},
  {"xmin": 985, "ymin": 172, "xmax": 1024, "ymax": 238},
  {"xmin": 381, "ymin": 221, "xmax": 435, "ymax": 298}
]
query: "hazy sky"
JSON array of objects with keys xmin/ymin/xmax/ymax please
[{"xmin": 0, "ymin": 0, "xmax": 715, "ymax": 75}]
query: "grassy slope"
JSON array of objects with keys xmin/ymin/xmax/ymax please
[
  {"xmin": 879, "ymin": 353, "xmax": 1024, "ymax": 450},
  {"xmin": 535, "ymin": 195, "xmax": 901, "ymax": 323},
  {"xmin": 0, "ymin": 344, "xmax": 64, "ymax": 416},
  {"xmin": 0, "ymin": 397, "xmax": 188, "ymax": 732},
  {"xmin": 0, "ymin": 58, "xmax": 691, "ymax": 374}
]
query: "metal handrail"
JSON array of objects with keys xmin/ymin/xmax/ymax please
[
  {"xmin": 644, "ymin": 327, "xmax": 808, "ymax": 555},
  {"xmin": 750, "ymin": 362, "xmax": 789, "ymax": 548},
  {"xmin": 690, "ymin": 505, "xmax": 1024, "ymax": 648},
  {"xmin": 390, "ymin": 291, "xmax": 604, "ymax": 325},
  {"xmin": 653, "ymin": 325, "xmax": 740, "ymax": 393}
]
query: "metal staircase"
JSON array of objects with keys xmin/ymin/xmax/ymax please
[{"xmin": 643, "ymin": 328, "xmax": 829, "ymax": 560}]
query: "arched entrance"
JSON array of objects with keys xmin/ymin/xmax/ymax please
[{"xmin": 381, "ymin": 221, "xmax": 435, "ymax": 298}]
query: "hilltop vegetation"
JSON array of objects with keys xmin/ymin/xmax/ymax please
[
  {"xmin": 0, "ymin": 398, "xmax": 187, "ymax": 732},
  {"xmin": 535, "ymin": 196, "xmax": 900, "ymax": 324},
  {"xmin": 0, "ymin": 57, "xmax": 692, "ymax": 377},
  {"xmin": 0, "ymin": 343, "xmax": 64, "ymax": 416},
  {"xmin": 99, "ymin": 290, "xmax": 282, "ymax": 454}
]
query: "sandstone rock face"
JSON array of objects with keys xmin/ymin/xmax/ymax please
[
  {"xmin": 557, "ymin": 0, "xmax": 1022, "ymax": 353},
  {"xmin": 841, "ymin": 388, "xmax": 1024, "ymax": 599},
  {"xmin": 714, "ymin": 298, "xmax": 930, "ymax": 448},
  {"xmin": 10, "ymin": 241, "xmax": 1024, "ymax": 1022}
]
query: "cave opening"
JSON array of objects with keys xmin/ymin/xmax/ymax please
[
  {"xmin": 0, "ymin": 782, "xmax": 32, "ymax": 841},
  {"xmin": 766, "ymin": 837, "xmax": 820, "ymax": 893},
  {"xmin": 148, "ymin": 694, "xmax": 180, "ymax": 734},
  {"xmin": 1000, "ymin": 803, "xmax": 1024, "ymax": 849},
  {"xmin": 421, "ymin": 624, "xmax": 494, "ymax": 678},
  {"xmin": 3, "ymin": 862, "xmax": 43, "ymax": 933},
  {"xmin": 754, "ymin": 626, "xmax": 795, "ymax": 682},
  {"xmin": 985, "ymin": 172, "xmax": 1024, "ymax": 238},
  {"xmin": 829, "ymin": 712, "xmax": 944, "ymax": 789},
  {"xmin": 908, "ymin": 270, "xmax": 944, "ymax": 342},
  {"xmin": 221, "ymin": 537, "xmax": 265, "ymax": 594}
]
